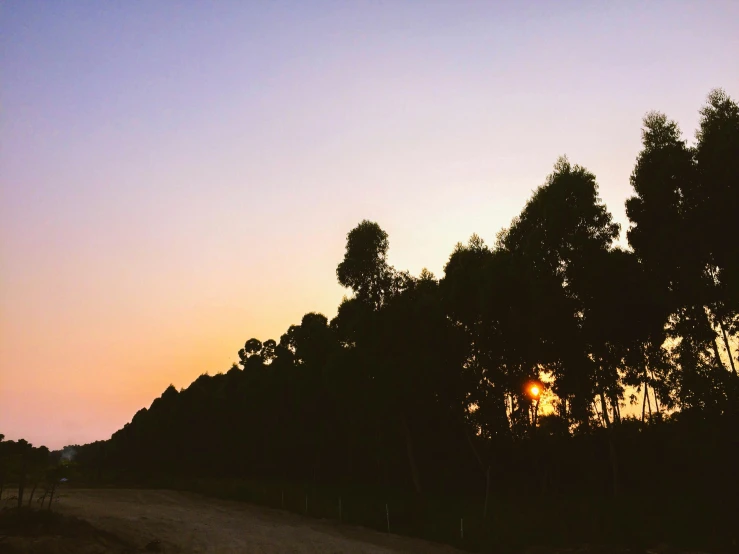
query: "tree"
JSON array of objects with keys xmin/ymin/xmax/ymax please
[
  {"xmin": 694, "ymin": 89, "xmax": 739, "ymax": 375},
  {"xmin": 500, "ymin": 156, "xmax": 620, "ymax": 429},
  {"xmin": 56, "ymin": 88, "xmax": 739, "ymax": 551},
  {"xmin": 626, "ymin": 110, "xmax": 733, "ymax": 411},
  {"xmin": 337, "ymin": 220, "xmax": 394, "ymax": 309}
]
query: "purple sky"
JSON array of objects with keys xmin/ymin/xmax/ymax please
[{"xmin": 1, "ymin": 1, "xmax": 738, "ymax": 449}]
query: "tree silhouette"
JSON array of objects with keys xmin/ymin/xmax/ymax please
[
  {"xmin": 694, "ymin": 90, "xmax": 739, "ymax": 377},
  {"xmin": 55, "ymin": 88, "xmax": 739, "ymax": 553},
  {"xmin": 626, "ymin": 107, "xmax": 735, "ymax": 412}
]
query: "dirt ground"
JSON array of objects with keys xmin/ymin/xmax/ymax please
[
  {"xmin": 1, "ymin": 489, "xmax": 714, "ymax": 554},
  {"xmin": 47, "ymin": 488, "xmax": 464, "ymax": 553}
]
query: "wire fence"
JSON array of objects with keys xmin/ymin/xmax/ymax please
[
  {"xmin": 32, "ymin": 473, "xmax": 736, "ymax": 552},
  {"xmin": 183, "ymin": 478, "xmax": 488, "ymax": 549},
  {"xmin": 173, "ymin": 478, "xmax": 734, "ymax": 552}
]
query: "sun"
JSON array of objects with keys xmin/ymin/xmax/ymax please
[{"xmin": 529, "ymin": 384, "xmax": 540, "ymax": 398}]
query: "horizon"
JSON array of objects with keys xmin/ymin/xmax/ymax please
[{"xmin": 2, "ymin": 1, "xmax": 739, "ymax": 450}]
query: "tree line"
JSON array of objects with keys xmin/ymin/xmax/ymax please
[{"xmin": 65, "ymin": 89, "xmax": 738, "ymax": 548}]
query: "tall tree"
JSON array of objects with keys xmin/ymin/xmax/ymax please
[
  {"xmin": 626, "ymin": 110, "xmax": 733, "ymax": 410},
  {"xmin": 337, "ymin": 220, "xmax": 395, "ymax": 309},
  {"xmin": 500, "ymin": 157, "xmax": 621, "ymax": 429},
  {"xmin": 694, "ymin": 89, "xmax": 739, "ymax": 375}
]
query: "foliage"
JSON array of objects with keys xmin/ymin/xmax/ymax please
[{"xmin": 58, "ymin": 89, "xmax": 739, "ymax": 551}]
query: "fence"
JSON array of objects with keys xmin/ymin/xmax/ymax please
[
  {"xmin": 171, "ymin": 478, "xmax": 734, "ymax": 552},
  {"xmin": 51, "ymin": 471, "xmax": 737, "ymax": 552}
]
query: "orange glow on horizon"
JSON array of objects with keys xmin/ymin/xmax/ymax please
[{"xmin": 3, "ymin": 1, "xmax": 731, "ymax": 451}]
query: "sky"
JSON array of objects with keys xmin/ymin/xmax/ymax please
[{"xmin": 1, "ymin": 1, "xmax": 738, "ymax": 450}]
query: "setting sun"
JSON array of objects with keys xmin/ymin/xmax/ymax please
[{"xmin": 529, "ymin": 385, "xmax": 540, "ymax": 398}]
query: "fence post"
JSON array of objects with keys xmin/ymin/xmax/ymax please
[
  {"xmin": 385, "ymin": 503, "xmax": 390, "ymax": 533},
  {"xmin": 339, "ymin": 497, "xmax": 342, "ymax": 521}
]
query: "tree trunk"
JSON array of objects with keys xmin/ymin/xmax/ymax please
[
  {"xmin": 712, "ymin": 336, "xmax": 727, "ymax": 373},
  {"xmin": 376, "ymin": 430, "xmax": 387, "ymax": 486},
  {"xmin": 613, "ymin": 396, "xmax": 621, "ymax": 423},
  {"xmin": 346, "ymin": 432, "xmax": 353, "ymax": 483},
  {"xmin": 643, "ymin": 368, "xmax": 653, "ymax": 422},
  {"xmin": 560, "ymin": 397, "xmax": 568, "ymax": 421},
  {"xmin": 28, "ymin": 483, "xmax": 37, "ymax": 507},
  {"xmin": 483, "ymin": 465, "xmax": 491, "ymax": 520},
  {"xmin": 641, "ymin": 383, "xmax": 648, "ymax": 423},
  {"xmin": 460, "ymin": 412, "xmax": 493, "ymax": 519},
  {"xmin": 593, "ymin": 401, "xmax": 605, "ymax": 427},
  {"xmin": 462, "ymin": 422, "xmax": 485, "ymax": 473},
  {"xmin": 719, "ymin": 319, "xmax": 737, "ymax": 376},
  {"xmin": 705, "ymin": 309, "xmax": 730, "ymax": 373},
  {"xmin": 47, "ymin": 483, "xmax": 57, "ymax": 510},
  {"xmin": 400, "ymin": 412, "xmax": 422, "ymax": 494},
  {"xmin": 599, "ymin": 392, "xmax": 611, "ymax": 429},
  {"xmin": 17, "ymin": 456, "xmax": 26, "ymax": 509},
  {"xmin": 601, "ymin": 391, "xmax": 619, "ymax": 497},
  {"xmin": 649, "ymin": 368, "xmax": 661, "ymax": 414},
  {"xmin": 608, "ymin": 433, "xmax": 619, "ymax": 497}
]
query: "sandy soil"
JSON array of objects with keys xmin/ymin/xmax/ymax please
[{"xmin": 53, "ymin": 488, "xmax": 464, "ymax": 554}]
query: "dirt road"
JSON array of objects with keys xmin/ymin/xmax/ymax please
[{"xmin": 56, "ymin": 488, "xmax": 463, "ymax": 553}]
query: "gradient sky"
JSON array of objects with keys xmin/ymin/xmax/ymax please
[{"xmin": 1, "ymin": 1, "xmax": 738, "ymax": 450}]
